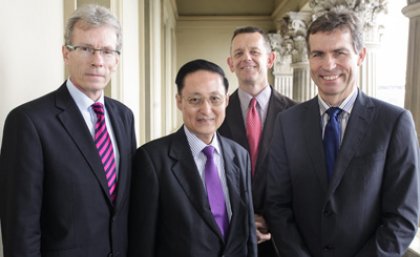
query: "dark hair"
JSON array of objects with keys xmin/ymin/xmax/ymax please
[
  {"xmin": 175, "ymin": 59, "xmax": 229, "ymax": 94},
  {"xmin": 306, "ymin": 9, "xmax": 364, "ymax": 53},
  {"xmin": 230, "ymin": 26, "xmax": 272, "ymax": 52}
]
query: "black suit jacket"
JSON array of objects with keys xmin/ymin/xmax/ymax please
[
  {"xmin": 0, "ymin": 83, "xmax": 137, "ymax": 257},
  {"xmin": 265, "ymin": 91, "xmax": 420, "ymax": 257},
  {"xmin": 128, "ymin": 127, "xmax": 257, "ymax": 257},
  {"xmin": 218, "ymin": 87, "xmax": 296, "ymax": 213}
]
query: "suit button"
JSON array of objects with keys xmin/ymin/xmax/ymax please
[
  {"xmin": 107, "ymin": 253, "xmax": 113, "ymax": 257},
  {"xmin": 323, "ymin": 245, "xmax": 334, "ymax": 251}
]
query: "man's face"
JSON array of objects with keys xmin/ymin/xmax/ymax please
[
  {"xmin": 62, "ymin": 22, "xmax": 120, "ymax": 100},
  {"xmin": 227, "ymin": 32, "xmax": 275, "ymax": 87},
  {"xmin": 308, "ymin": 28, "xmax": 366, "ymax": 103},
  {"xmin": 176, "ymin": 70, "xmax": 229, "ymax": 144}
]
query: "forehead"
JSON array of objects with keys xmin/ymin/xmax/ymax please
[
  {"xmin": 308, "ymin": 28, "xmax": 353, "ymax": 52},
  {"xmin": 182, "ymin": 70, "xmax": 225, "ymax": 95},
  {"xmin": 72, "ymin": 22, "xmax": 117, "ymax": 46},
  {"xmin": 231, "ymin": 32, "xmax": 266, "ymax": 50}
]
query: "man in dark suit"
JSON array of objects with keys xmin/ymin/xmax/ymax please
[
  {"xmin": 265, "ymin": 9, "xmax": 420, "ymax": 257},
  {"xmin": 128, "ymin": 59, "xmax": 257, "ymax": 257},
  {"xmin": 0, "ymin": 5, "xmax": 136, "ymax": 257},
  {"xmin": 219, "ymin": 26, "xmax": 296, "ymax": 256}
]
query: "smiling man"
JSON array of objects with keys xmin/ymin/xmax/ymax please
[
  {"xmin": 265, "ymin": 9, "xmax": 420, "ymax": 257},
  {"xmin": 128, "ymin": 59, "xmax": 257, "ymax": 257},
  {"xmin": 219, "ymin": 26, "xmax": 296, "ymax": 257},
  {"xmin": 0, "ymin": 5, "xmax": 136, "ymax": 257}
]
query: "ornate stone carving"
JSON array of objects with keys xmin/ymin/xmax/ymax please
[
  {"xmin": 408, "ymin": 0, "xmax": 420, "ymax": 5},
  {"xmin": 310, "ymin": 0, "xmax": 388, "ymax": 28}
]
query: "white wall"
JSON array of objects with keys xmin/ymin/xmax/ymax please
[
  {"xmin": 0, "ymin": 0, "xmax": 64, "ymax": 255},
  {"xmin": 0, "ymin": 0, "xmax": 64, "ymax": 146}
]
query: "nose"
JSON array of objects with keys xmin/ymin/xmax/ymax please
[
  {"xmin": 91, "ymin": 50, "xmax": 104, "ymax": 67},
  {"xmin": 322, "ymin": 54, "xmax": 336, "ymax": 71},
  {"xmin": 199, "ymin": 99, "xmax": 213, "ymax": 113}
]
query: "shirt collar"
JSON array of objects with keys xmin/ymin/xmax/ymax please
[
  {"xmin": 66, "ymin": 79, "xmax": 105, "ymax": 110},
  {"xmin": 183, "ymin": 126, "xmax": 221, "ymax": 158},
  {"xmin": 318, "ymin": 86, "xmax": 358, "ymax": 115},
  {"xmin": 238, "ymin": 85, "xmax": 271, "ymax": 110}
]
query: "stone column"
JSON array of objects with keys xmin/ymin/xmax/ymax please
[
  {"xmin": 287, "ymin": 11, "xmax": 314, "ymax": 102},
  {"xmin": 268, "ymin": 33, "xmax": 294, "ymax": 98},
  {"xmin": 402, "ymin": 0, "xmax": 420, "ymax": 139}
]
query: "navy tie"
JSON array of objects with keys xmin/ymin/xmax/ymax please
[{"xmin": 323, "ymin": 107, "xmax": 342, "ymax": 180}]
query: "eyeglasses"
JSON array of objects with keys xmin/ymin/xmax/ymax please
[
  {"xmin": 183, "ymin": 95, "xmax": 226, "ymax": 107},
  {"xmin": 66, "ymin": 45, "xmax": 120, "ymax": 61}
]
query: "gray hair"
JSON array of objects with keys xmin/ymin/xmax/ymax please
[{"xmin": 64, "ymin": 4, "xmax": 122, "ymax": 51}]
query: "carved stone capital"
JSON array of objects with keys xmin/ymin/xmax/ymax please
[
  {"xmin": 310, "ymin": 0, "xmax": 387, "ymax": 28},
  {"xmin": 408, "ymin": 0, "xmax": 420, "ymax": 5}
]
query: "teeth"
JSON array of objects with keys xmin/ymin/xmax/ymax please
[{"xmin": 323, "ymin": 75, "xmax": 338, "ymax": 80}]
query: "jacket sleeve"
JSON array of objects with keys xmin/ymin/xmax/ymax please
[
  {"xmin": 354, "ymin": 110, "xmax": 420, "ymax": 256},
  {"xmin": 128, "ymin": 147, "xmax": 159, "ymax": 257},
  {"xmin": 264, "ymin": 115, "xmax": 313, "ymax": 257},
  {"xmin": 0, "ymin": 108, "xmax": 43, "ymax": 257}
]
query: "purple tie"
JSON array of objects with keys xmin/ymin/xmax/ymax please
[
  {"xmin": 92, "ymin": 102, "xmax": 117, "ymax": 204},
  {"xmin": 202, "ymin": 146, "xmax": 229, "ymax": 237}
]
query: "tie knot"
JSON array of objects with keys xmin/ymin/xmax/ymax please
[
  {"xmin": 249, "ymin": 98, "xmax": 257, "ymax": 109},
  {"xmin": 326, "ymin": 107, "xmax": 342, "ymax": 119},
  {"xmin": 202, "ymin": 145, "xmax": 215, "ymax": 159},
  {"xmin": 92, "ymin": 102, "xmax": 104, "ymax": 117}
]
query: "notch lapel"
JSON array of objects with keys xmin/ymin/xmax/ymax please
[
  {"xmin": 105, "ymin": 98, "xmax": 130, "ymax": 209},
  {"xmin": 170, "ymin": 129, "xmax": 224, "ymax": 240},
  {"xmin": 327, "ymin": 92, "xmax": 375, "ymax": 195},
  {"xmin": 55, "ymin": 84, "xmax": 111, "ymax": 204},
  {"xmin": 303, "ymin": 98, "xmax": 329, "ymax": 192}
]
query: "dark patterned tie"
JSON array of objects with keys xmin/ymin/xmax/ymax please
[
  {"xmin": 323, "ymin": 107, "xmax": 343, "ymax": 180},
  {"xmin": 246, "ymin": 98, "xmax": 262, "ymax": 176},
  {"xmin": 202, "ymin": 145, "xmax": 229, "ymax": 237},
  {"xmin": 92, "ymin": 102, "xmax": 117, "ymax": 204}
]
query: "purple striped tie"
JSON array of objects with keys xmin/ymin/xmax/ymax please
[{"xmin": 92, "ymin": 102, "xmax": 117, "ymax": 204}]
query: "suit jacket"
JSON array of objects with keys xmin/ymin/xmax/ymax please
[
  {"xmin": 0, "ymin": 83, "xmax": 137, "ymax": 257},
  {"xmin": 265, "ymin": 91, "xmax": 420, "ymax": 257},
  {"xmin": 128, "ymin": 127, "xmax": 257, "ymax": 257},
  {"xmin": 218, "ymin": 87, "xmax": 296, "ymax": 213}
]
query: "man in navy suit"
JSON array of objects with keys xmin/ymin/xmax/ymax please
[
  {"xmin": 0, "ymin": 5, "xmax": 136, "ymax": 257},
  {"xmin": 219, "ymin": 26, "xmax": 296, "ymax": 257},
  {"xmin": 265, "ymin": 9, "xmax": 420, "ymax": 257},
  {"xmin": 128, "ymin": 59, "xmax": 257, "ymax": 257}
]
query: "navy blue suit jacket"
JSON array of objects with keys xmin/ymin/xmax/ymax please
[{"xmin": 266, "ymin": 91, "xmax": 420, "ymax": 257}]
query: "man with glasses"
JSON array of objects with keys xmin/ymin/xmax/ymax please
[
  {"xmin": 128, "ymin": 59, "xmax": 257, "ymax": 257},
  {"xmin": 0, "ymin": 4, "xmax": 136, "ymax": 257}
]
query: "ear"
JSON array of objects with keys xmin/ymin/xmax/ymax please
[
  {"xmin": 227, "ymin": 56, "xmax": 234, "ymax": 72},
  {"xmin": 357, "ymin": 47, "xmax": 367, "ymax": 66},
  {"xmin": 110, "ymin": 55, "xmax": 120, "ymax": 72},
  {"xmin": 62, "ymin": 45, "xmax": 70, "ymax": 64},
  {"xmin": 176, "ymin": 93, "xmax": 182, "ymax": 110},
  {"xmin": 225, "ymin": 93, "xmax": 229, "ymax": 107},
  {"xmin": 267, "ymin": 51, "xmax": 276, "ymax": 69}
]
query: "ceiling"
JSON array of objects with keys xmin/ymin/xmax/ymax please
[{"xmin": 174, "ymin": 0, "xmax": 309, "ymax": 17}]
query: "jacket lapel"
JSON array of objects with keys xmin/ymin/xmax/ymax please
[
  {"xmin": 303, "ymin": 98, "xmax": 330, "ymax": 192},
  {"xmin": 225, "ymin": 91, "xmax": 249, "ymax": 149},
  {"xmin": 220, "ymin": 136, "xmax": 245, "ymax": 240},
  {"xmin": 170, "ymin": 128, "xmax": 223, "ymax": 240},
  {"xmin": 105, "ymin": 98, "xmax": 129, "ymax": 209},
  {"xmin": 327, "ymin": 91, "xmax": 375, "ymax": 195},
  {"xmin": 55, "ymin": 84, "xmax": 113, "ymax": 206}
]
